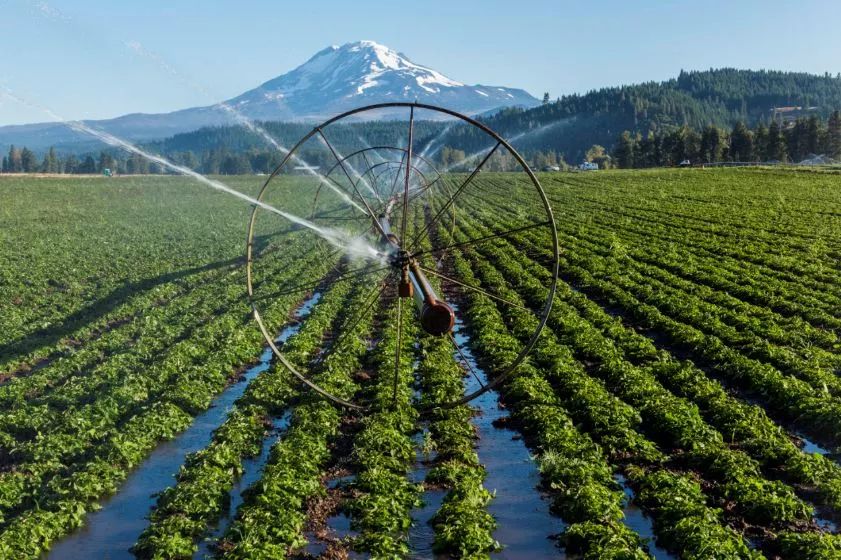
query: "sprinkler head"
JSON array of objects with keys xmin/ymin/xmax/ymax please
[{"xmin": 399, "ymin": 268, "xmax": 414, "ymax": 298}]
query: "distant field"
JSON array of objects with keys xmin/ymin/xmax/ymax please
[{"xmin": 1, "ymin": 168, "xmax": 841, "ymax": 558}]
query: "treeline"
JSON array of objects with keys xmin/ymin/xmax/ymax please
[
  {"xmin": 612, "ymin": 111, "xmax": 841, "ymax": 168},
  {"xmin": 1, "ymin": 146, "xmax": 125, "ymax": 174},
  {"xmin": 478, "ymin": 68, "xmax": 841, "ymax": 162},
  {"xmin": 1, "ymin": 133, "xmax": 573, "ymax": 177},
  {"xmin": 1, "ymin": 145, "xmax": 301, "ymax": 175},
  {"xmin": 0, "ymin": 118, "xmax": 451, "ymax": 175}
]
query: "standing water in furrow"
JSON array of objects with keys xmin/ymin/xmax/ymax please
[
  {"xmin": 451, "ymin": 305, "xmax": 564, "ymax": 559},
  {"xmin": 614, "ymin": 475, "xmax": 675, "ymax": 560},
  {"xmin": 192, "ymin": 411, "xmax": 292, "ymax": 558},
  {"xmin": 44, "ymin": 292, "xmax": 322, "ymax": 560},
  {"xmin": 406, "ymin": 427, "xmax": 448, "ymax": 559}
]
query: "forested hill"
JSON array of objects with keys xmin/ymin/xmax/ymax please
[
  {"xmin": 477, "ymin": 68, "xmax": 841, "ymax": 160},
  {"xmin": 6, "ymin": 68, "xmax": 841, "ymax": 174},
  {"xmin": 150, "ymin": 68, "xmax": 841, "ymax": 163}
]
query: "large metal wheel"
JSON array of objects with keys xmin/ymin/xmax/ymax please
[{"xmin": 246, "ymin": 102, "xmax": 559, "ymax": 413}]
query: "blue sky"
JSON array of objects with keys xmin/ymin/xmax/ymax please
[{"xmin": 1, "ymin": 0, "xmax": 840, "ymax": 125}]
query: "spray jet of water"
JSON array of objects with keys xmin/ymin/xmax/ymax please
[
  {"xmin": 441, "ymin": 118, "xmax": 570, "ymax": 174},
  {"xmin": 353, "ymin": 136, "xmax": 388, "ymax": 164},
  {"xmin": 122, "ymin": 40, "xmax": 367, "ymax": 216},
  {"xmin": 0, "ymin": 87, "xmax": 382, "ymax": 261},
  {"xmin": 418, "ymin": 121, "xmax": 454, "ymax": 162},
  {"xmin": 315, "ymin": 133, "xmax": 382, "ymax": 204},
  {"xmin": 20, "ymin": 3, "xmax": 367, "ymax": 218}
]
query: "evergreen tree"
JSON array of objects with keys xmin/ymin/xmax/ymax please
[
  {"xmin": 1, "ymin": 156, "xmax": 8, "ymax": 173},
  {"xmin": 64, "ymin": 154, "xmax": 78, "ymax": 173},
  {"xmin": 542, "ymin": 92, "xmax": 550, "ymax": 105},
  {"xmin": 729, "ymin": 122, "xmax": 754, "ymax": 161},
  {"xmin": 78, "ymin": 155, "xmax": 97, "ymax": 174},
  {"xmin": 827, "ymin": 110, "xmax": 841, "ymax": 159},
  {"xmin": 786, "ymin": 119, "xmax": 807, "ymax": 162},
  {"xmin": 220, "ymin": 154, "xmax": 252, "ymax": 175},
  {"xmin": 20, "ymin": 148, "xmax": 38, "ymax": 172},
  {"xmin": 202, "ymin": 149, "xmax": 224, "ymax": 174},
  {"xmin": 806, "ymin": 115, "xmax": 821, "ymax": 155},
  {"xmin": 7, "ymin": 145, "xmax": 22, "ymax": 173},
  {"xmin": 46, "ymin": 147, "xmax": 59, "ymax": 173},
  {"xmin": 767, "ymin": 121, "xmax": 787, "ymax": 162},
  {"xmin": 614, "ymin": 131, "xmax": 636, "ymax": 168},
  {"xmin": 700, "ymin": 125, "xmax": 726, "ymax": 163},
  {"xmin": 754, "ymin": 124, "xmax": 769, "ymax": 161}
]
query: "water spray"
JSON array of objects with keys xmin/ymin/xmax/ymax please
[
  {"xmin": 0, "ymin": 87, "xmax": 381, "ymax": 260},
  {"xmin": 122, "ymin": 40, "xmax": 367, "ymax": 215},
  {"xmin": 247, "ymin": 101, "xmax": 559, "ymax": 414},
  {"xmin": 441, "ymin": 118, "xmax": 569, "ymax": 174}
]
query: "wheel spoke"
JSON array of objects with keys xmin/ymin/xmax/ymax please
[
  {"xmin": 448, "ymin": 332, "xmax": 486, "ymax": 390},
  {"xmin": 400, "ymin": 106, "xmax": 415, "ymax": 246},
  {"xmin": 317, "ymin": 128, "xmax": 389, "ymax": 239},
  {"xmin": 409, "ymin": 141, "xmax": 502, "ymax": 252},
  {"xmin": 418, "ymin": 264, "xmax": 531, "ymax": 312},
  {"xmin": 360, "ymin": 150, "xmax": 376, "ymax": 194},
  {"xmin": 407, "ymin": 175, "xmax": 443, "ymax": 204},
  {"xmin": 411, "ymin": 221, "xmax": 551, "ymax": 258}
]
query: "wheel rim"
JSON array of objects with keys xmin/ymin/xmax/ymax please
[{"xmin": 246, "ymin": 102, "xmax": 559, "ymax": 413}]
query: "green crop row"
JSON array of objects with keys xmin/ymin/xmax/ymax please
[
  {"xmin": 132, "ymin": 263, "xmax": 365, "ymax": 558},
  {"xmin": 469, "ymin": 190, "xmax": 841, "ymax": 450},
  {"xmin": 0, "ymin": 247, "xmax": 324, "ymax": 534},
  {"xmin": 411, "ymin": 224, "xmax": 499, "ymax": 559},
  {"xmin": 434, "ymin": 219, "xmax": 653, "ymax": 559},
  {"xmin": 470, "ymin": 239, "xmax": 812, "ymax": 527},
  {"xmin": 215, "ymin": 271, "xmax": 377, "ymax": 558},
  {"xmin": 463, "ymin": 194, "xmax": 841, "ymax": 515},
  {"xmin": 344, "ymin": 297, "xmax": 422, "ymax": 558},
  {"xmin": 0, "ymin": 256, "xmax": 328, "ymax": 557}
]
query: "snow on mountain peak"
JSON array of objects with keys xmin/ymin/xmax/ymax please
[{"xmin": 229, "ymin": 41, "xmax": 538, "ymax": 119}]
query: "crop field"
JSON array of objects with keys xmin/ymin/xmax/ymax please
[{"xmin": 2, "ymin": 167, "xmax": 841, "ymax": 560}]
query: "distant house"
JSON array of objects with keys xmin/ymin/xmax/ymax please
[
  {"xmin": 679, "ymin": 159, "xmax": 691, "ymax": 167},
  {"xmin": 542, "ymin": 165, "xmax": 561, "ymax": 172},
  {"xmin": 771, "ymin": 106, "xmax": 818, "ymax": 128},
  {"xmin": 579, "ymin": 162, "xmax": 598, "ymax": 171}
]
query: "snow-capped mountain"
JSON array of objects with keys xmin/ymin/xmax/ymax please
[
  {"xmin": 226, "ymin": 40, "xmax": 539, "ymax": 119},
  {"xmin": 0, "ymin": 41, "xmax": 538, "ymax": 151}
]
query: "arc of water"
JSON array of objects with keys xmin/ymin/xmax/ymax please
[
  {"xmin": 441, "ymin": 119, "xmax": 569, "ymax": 174},
  {"xmin": 0, "ymin": 87, "xmax": 381, "ymax": 261},
  {"xmin": 122, "ymin": 40, "xmax": 366, "ymax": 215}
]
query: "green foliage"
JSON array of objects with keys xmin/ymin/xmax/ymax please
[{"xmin": 4, "ymin": 169, "xmax": 841, "ymax": 558}]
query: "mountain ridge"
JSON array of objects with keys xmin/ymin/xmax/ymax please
[
  {"xmin": 226, "ymin": 40, "xmax": 538, "ymax": 120},
  {"xmin": 146, "ymin": 67, "xmax": 841, "ymax": 164},
  {"xmin": 0, "ymin": 41, "xmax": 538, "ymax": 151}
]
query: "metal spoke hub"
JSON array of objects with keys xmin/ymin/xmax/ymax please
[{"xmin": 245, "ymin": 102, "xmax": 559, "ymax": 413}]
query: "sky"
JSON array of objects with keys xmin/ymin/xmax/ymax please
[{"xmin": 1, "ymin": 0, "xmax": 840, "ymax": 126}]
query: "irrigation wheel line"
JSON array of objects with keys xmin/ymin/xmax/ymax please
[
  {"xmin": 309, "ymin": 145, "xmax": 455, "ymax": 278},
  {"xmin": 245, "ymin": 102, "xmax": 559, "ymax": 414}
]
